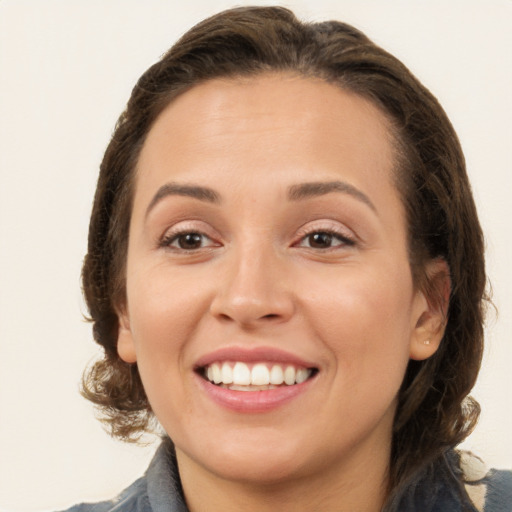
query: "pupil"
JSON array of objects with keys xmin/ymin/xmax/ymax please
[
  {"xmin": 310, "ymin": 232, "xmax": 332, "ymax": 248},
  {"xmin": 179, "ymin": 233, "xmax": 202, "ymax": 249}
]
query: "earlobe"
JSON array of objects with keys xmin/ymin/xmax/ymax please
[
  {"xmin": 117, "ymin": 311, "xmax": 137, "ymax": 364},
  {"xmin": 409, "ymin": 258, "xmax": 451, "ymax": 361},
  {"xmin": 409, "ymin": 330, "xmax": 442, "ymax": 361}
]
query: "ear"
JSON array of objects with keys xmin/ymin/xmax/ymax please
[
  {"xmin": 117, "ymin": 307, "xmax": 137, "ymax": 364},
  {"xmin": 409, "ymin": 258, "xmax": 451, "ymax": 361}
]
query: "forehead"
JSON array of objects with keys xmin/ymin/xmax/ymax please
[{"xmin": 135, "ymin": 73, "xmax": 398, "ymax": 206}]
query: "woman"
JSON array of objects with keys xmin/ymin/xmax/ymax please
[{"xmin": 69, "ymin": 6, "xmax": 510, "ymax": 511}]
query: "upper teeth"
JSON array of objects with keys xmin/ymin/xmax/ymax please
[{"xmin": 205, "ymin": 362, "xmax": 311, "ymax": 387}]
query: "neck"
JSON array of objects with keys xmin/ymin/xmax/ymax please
[{"xmin": 176, "ymin": 437, "xmax": 390, "ymax": 512}]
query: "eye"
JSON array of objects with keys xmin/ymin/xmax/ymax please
[
  {"xmin": 297, "ymin": 230, "xmax": 355, "ymax": 250},
  {"xmin": 161, "ymin": 231, "xmax": 218, "ymax": 251}
]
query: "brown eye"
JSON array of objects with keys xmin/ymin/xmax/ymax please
[
  {"xmin": 176, "ymin": 233, "xmax": 204, "ymax": 249},
  {"xmin": 307, "ymin": 232, "xmax": 334, "ymax": 249},
  {"xmin": 162, "ymin": 231, "xmax": 215, "ymax": 250},
  {"xmin": 296, "ymin": 230, "xmax": 355, "ymax": 250}
]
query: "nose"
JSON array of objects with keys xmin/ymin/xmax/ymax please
[{"xmin": 209, "ymin": 243, "xmax": 295, "ymax": 328}]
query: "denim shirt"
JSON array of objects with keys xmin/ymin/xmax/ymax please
[
  {"xmin": 61, "ymin": 440, "xmax": 512, "ymax": 512},
  {"xmin": 60, "ymin": 441, "xmax": 187, "ymax": 512}
]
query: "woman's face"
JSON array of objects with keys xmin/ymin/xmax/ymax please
[{"xmin": 118, "ymin": 74, "xmax": 438, "ymax": 484}]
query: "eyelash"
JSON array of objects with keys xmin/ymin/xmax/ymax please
[
  {"xmin": 160, "ymin": 225, "xmax": 356, "ymax": 253},
  {"xmin": 160, "ymin": 230, "xmax": 218, "ymax": 251},
  {"xmin": 294, "ymin": 227, "xmax": 356, "ymax": 250}
]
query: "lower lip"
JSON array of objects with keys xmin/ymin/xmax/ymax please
[{"xmin": 195, "ymin": 374, "xmax": 315, "ymax": 413}]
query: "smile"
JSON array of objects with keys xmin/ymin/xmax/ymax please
[{"xmin": 202, "ymin": 362, "xmax": 315, "ymax": 390}]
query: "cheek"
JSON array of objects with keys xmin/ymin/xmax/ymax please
[
  {"xmin": 125, "ymin": 273, "xmax": 204, "ymax": 423},
  {"xmin": 302, "ymin": 264, "xmax": 414, "ymax": 384},
  {"xmin": 125, "ymin": 266, "xmax": 212, "ymax": 372}
]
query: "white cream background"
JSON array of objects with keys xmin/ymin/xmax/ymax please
[{"xmin": 0, "ymin": 0, "xmax": 510, "ymax": 510}]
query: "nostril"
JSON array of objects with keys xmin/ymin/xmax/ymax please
[{"xmin": 210, "ymin": 288, "xmax": 295, "ymax": 326}]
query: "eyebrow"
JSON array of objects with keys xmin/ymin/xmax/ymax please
[
  {"xmin": 145, "ymin": 179, "xmax": 376, "ymax": 218},
  {"xmin": 288, "ymin": 181, "xmax": 376, "ymax": 212},
  {"xmin": 145, "ymin": 182, "xmax": 221, "ymax": 218}
]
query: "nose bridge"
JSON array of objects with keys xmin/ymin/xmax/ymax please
[{"xmin": 210, "ymin": 235, "xmax": 293, "ymax": 326}]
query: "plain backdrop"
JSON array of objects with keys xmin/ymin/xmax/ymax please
[{"xmin": 0, "ymin": 0, "xmax": 511, "ymax": 510}]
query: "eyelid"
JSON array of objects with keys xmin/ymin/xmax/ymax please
[
  {"xmin": 158, "ymin": 220, "xmax": 222, "ymax": 250},
  {"xmin": 293, "ymin": 220, "xmax": 357, "ymax": 246},
  {"xmin": 163, "ymin": 231, "xmax": 216, "ymax": 250}
]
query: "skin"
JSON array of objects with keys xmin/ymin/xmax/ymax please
[{"xmin": 117, "ymin": 74, "xmax": 446, "ymax": 512}]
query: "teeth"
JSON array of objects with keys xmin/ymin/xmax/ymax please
[
  {"xmin": 251, "ymin": 364, "xmax": 270, "ymax": 385},
  {"xmin": 269, "ymin": 365, "xmax": 284, "ymax": 385},
  {"xmin": 233, "ymin": 362, "xmax": 251, "ymax": 385},
  {"xmin": 221, "ymin": 362, "xmax": 233, "ymax": 384},
  {"xmin": 227, "ymin": 384, "xmax": 278, "ymax": 391},
  {"xmin": 212, "ymin": 363, "xmax": 222, "ymax": 384},
  {"xmin": 296, "ymin": 368, "xmax": 309, "ymax": 384},
  {"xmin": 204, "ymin": 361, "xmax": 313, "ymax": 388},
  {"xmin": 284, "ymin": 365, "xmax": 295, "ymax": 385}
]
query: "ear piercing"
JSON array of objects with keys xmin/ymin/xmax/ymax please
[{"xmin": 423, "ymin": 339, "xmax": 431, "ymax": 345}]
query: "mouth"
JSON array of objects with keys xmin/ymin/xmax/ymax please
[{"xmin": 198, "ymin": 361, "xmax": 318, "ymax": 391}]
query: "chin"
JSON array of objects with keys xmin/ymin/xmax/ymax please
[
  {"xmin": 175, "ymin": 426, "xmax": 315, "ymax": 485},
  {"xmin": 204, "ymin": 452, "xmax": 310, "ymax": 485}
]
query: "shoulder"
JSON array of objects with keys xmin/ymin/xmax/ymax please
[
  {"xmin": 460, "ymin": 451, "xmax": 512, "ymax": 512},
  {"xmin": 483, "ymin": 469, "xmax": 512, "ymax": 511},
  {"xmin": 56, "ymin": 438, "xmax": 187, "ymax": 512},
  {"xmin": 390, "ymin": 450, "xmax": 511, "ymax": 511},
  {"xmin": 57, "ymin": 476, "xmax": 150, "ymax": 512}
]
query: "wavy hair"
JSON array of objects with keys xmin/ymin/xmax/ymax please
[{"xmin": 81, "ymin": 6, "xmax": 486, "ymax": 505}]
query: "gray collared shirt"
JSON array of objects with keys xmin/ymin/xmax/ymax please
[{"xmin": 60, "ymin": 440, "xmax": 512, "ymax": 512}]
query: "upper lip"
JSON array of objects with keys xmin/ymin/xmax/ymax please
[{"xmin": 194, "ymin": 346, "xmax": 318, "ymax": 370}]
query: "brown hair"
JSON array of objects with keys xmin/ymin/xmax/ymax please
[{"xmin": 81, "ymin": 5, "xmax": 486, "ymax": 505}]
